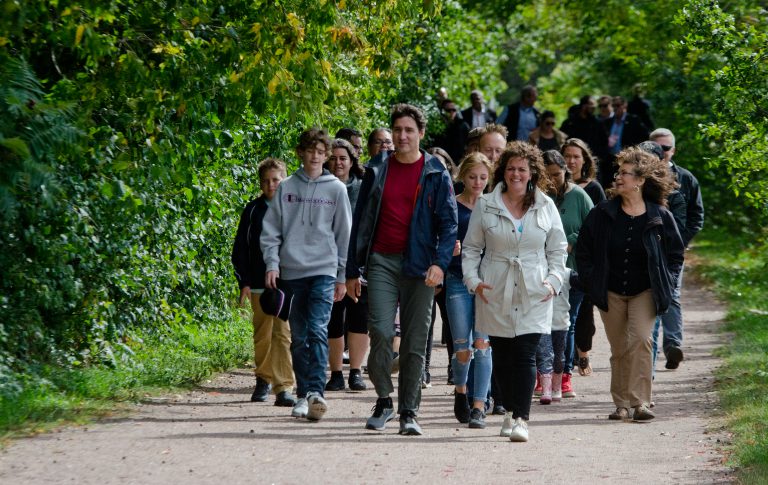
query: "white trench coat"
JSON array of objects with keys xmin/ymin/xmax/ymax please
[{"xmin": 462, "ymin": 185, "xmax": 568, "ymax": 338}]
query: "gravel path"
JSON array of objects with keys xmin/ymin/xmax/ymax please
[{"xmin": 0, "ymin": 271, "xmax": 734, "ymax": 484}]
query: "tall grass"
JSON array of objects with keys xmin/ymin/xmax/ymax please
[{"xmin": 692, "ymin": 227, "xmax": 768, "ymax": 482}]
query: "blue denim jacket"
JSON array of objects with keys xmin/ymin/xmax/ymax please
[{"xmin": 346, "ymin": 150, "xmax": 458, "ymax": 279}]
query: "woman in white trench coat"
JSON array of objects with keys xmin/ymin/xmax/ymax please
[{"xmin": 462, "ymin": 141, "xmax": 568, "ymax": 442}]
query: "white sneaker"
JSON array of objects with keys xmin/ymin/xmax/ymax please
[
  {"xmin": 500, "ymin": 412, "xmax": 514, "ymax": 437},
  {"xmin": 508, "ymin": 417, "xmax": 529, "ymax": 442},
  {"xmin": 306, "ymin": 392, "xmax": 328, "ymax": 421},
  {"xmin": 291, "ymin": 397, "xmax": 308, "ymax": 418}
]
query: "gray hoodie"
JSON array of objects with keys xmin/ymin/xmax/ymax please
[{"xmin": 260, "ymin": 167, "xmax": 352, "ymax": 283}]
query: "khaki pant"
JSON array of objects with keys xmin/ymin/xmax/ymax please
[
  {"xmin": 250, "ymin": 293, "xmax": 295, "ymax": 394},
  {"xmin": 599, "ymin": 290, "xmax": 656, "ymax": 408}
]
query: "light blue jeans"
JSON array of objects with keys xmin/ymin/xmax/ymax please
[
  {"xmin": 282, "ymin": 275, "xmax": 335, "ymax": 398},
  {"xmin": 652, "ymin": 265, "xmax": 684, "ymax": 376},
  {"xmin": 445, "ymin": 274, "xmax": 492, "ymax": 403}
]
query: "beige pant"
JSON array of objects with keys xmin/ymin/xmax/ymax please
[
  {"xmin": 250, "ymin": 293, "xmax": 295, "ymax": 394},
  {"xmin": 599, "ymin": 290, "xmax": 656, "ymax": 408}
]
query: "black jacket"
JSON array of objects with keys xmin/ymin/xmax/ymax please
[
  {"xmin": 502, "ymin": 102, "xmax": 540, "ymax": 141},
  {"xmin": 460, "ymin": 107, "xmax": 497, "ymax": 128},
  {"xmin": 575, "ymin": 198, "xmax": 685, "ymax": 315},
  {"xmin": 231, "ymin": 195, "xmax": 269, "ymax": 290},
  {"xmin": 670, "ymin": 162, "xmax": 704, "ymax": 247}
]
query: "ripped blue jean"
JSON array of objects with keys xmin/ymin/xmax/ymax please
[{"xmin": 445, "ymin": 274, "xmax": 492, "ymax": 403}]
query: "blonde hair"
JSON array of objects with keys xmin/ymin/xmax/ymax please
[{"xmin": 457, "ymin": 152, "xmax": 493, "ymax": 186}]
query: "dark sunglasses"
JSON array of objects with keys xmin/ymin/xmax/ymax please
[
  {"xmin": 544, "ymin": 121, "xmax": 555, "ymax": 126},
  {"xmin": 660, "ymin": 145, "xmax": 673, "ymax": 152},
  {"xmin": 444, "ymin": 108, "xmax": 457, "ymax": 112}
]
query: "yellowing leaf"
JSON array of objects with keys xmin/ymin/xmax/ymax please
[
  {"xmin": 339, "ymin": 0, "xmax": 346, "ymax": 8},
  {"xmin": 321, "ymin": 59, "xmax": 331, "ymax": 76},
  {"xmin": 251, "ymin": 23, "xmax": 262, "ymax": 35},
  {"xmin": 75, "ymin": 25, "xmax": 85, "ymax": 46},
  {"xmin": 267, "ymin": 73, "xmax": 281, "ymax": 95},
  {"xmin": 0, "ymin": 37, "xmax": 8, "ymax": 47}
]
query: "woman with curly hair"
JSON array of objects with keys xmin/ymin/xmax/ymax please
[
  {"xmin": 462, "ymin": 141, "xmax": 567, "ymax": 442},
  {"xmin": 575, "ymin": 147, "xmax": 684, "ymax": 421}
]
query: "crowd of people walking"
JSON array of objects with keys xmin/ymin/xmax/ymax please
[{"xmin": 231, "ymin": 85, "xmax": 704, "ymax": 441}]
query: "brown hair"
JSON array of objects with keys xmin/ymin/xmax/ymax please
[
  {"xmin": 483, "ymin": 123, "xmax": 509, "ymax": 141},
  {"xmin": 427, "ymin": 147, "xmax": 455, "ymax": 179},
  {"xmin": 607, "ymin": 147, "xmax": 679, "ymax": 205},
  {"xmin": 326, "ymin": 138, "xmax": 365, "ymax": 179},
  {"xmin": 257, "ymin": 157, "xmax": 287, "ymax": 181},
  {"xmin": 296, "ymin": 127, "xmax": 332, "ymax": 152},
  {"xmin": 561, "ymin": 138, "xmax": 597, "ymax": 182},
  {"xmin": 494, "ymin": 141, "xmax": 552, "ymax": 211},
  {"xmin": 390, "ymin": 103, "xmax": 427, "ymax": 131}
]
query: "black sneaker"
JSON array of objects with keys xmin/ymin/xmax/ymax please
[
  {"xmin": 468, "ymin": 408, "xmax": 486, "ymax": 429},
  {"xmin": 492, "ymin": 404, "xmax": 507, "ymax": 415},
  {"xmin": 274, "ymin": 390, "xmax": 296, "ymax": 407},
  {"xmin": 325, "ymin": 371, "xmax": 345, "ymax": 391},
  {"xmin": 250, "ymin": 377, "xmax": 271, "ymax": 402},
  {"xmin": 348, "ymin": 369, "xmax": 367, "ymax": 391},
  {"xmin": 399, "ymin": 411, "xmax": 423, "ymax": 436},
  {"xmin": 454, "ymin": 392, "xmax": 470, "ymax": 423},
  {"xmin": 365, "ymin": 397, "xmax": 395, "ymax": 430}
]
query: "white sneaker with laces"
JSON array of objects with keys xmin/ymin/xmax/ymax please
[
  {"xmin": 306, "ymin": 392, "xmax": 328, "ymax": 421},
  {"xmin": 508, "ymin": 417, "xmax": 529, "ymax": 442},
  {"xmin": 291, "ymin": 397, "xmax": 308, "ymax": 418},
  {"xmin": 500, "ymin": 412, "xmax": 514, "ymax": 437}
]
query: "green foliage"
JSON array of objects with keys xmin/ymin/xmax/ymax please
[
  {"xmin": 692, "ymin": 227, "xmax": 768, "ymax": 479},
  {"xmin": 677, "ymin": 1, "xmax": 768, "ymax": 214},
  {"xmin": 0, "ymin": 0, "xmax": 512, "ymax": 433}
]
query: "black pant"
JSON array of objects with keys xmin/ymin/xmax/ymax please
[
  {"xmin": 489, "ymin": 333, "xmax": 542, "ymax": 421},
  {"xmin": 575, "ymin": 295, "xmax": 596, "ymax": 353}
]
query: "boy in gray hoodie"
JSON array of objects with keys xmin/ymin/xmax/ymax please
[{"xmin": 260, "ymin": 128, "xmax": 352, "ymax": 422}]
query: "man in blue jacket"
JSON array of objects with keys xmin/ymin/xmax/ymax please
[{"xmin": 346, "ymin": 104, "xmax": 458, "ymax": 435}]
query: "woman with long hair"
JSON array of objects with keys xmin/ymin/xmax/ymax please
[
  {"xmin": 462, "ymin": 141, "xmax": 567, "ymax": 442},
  {"xmin": 560, "ymin": 138, "xmax": 607, "ymax": 392},
  {"xmin": 324, "ymin": 138, "xmax": 368, "ymax": 391}
]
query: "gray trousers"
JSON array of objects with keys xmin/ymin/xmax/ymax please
[{"xmin": 366, "ymin": 252, "xmax": 434, "ymax": 415}]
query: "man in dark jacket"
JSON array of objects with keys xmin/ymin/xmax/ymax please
[
  {"xmin": 560, "ymin": 95, "xmax": 609, "ymax": 165},
  {"xmin": 232, "ymin": 158, "xmax": 296, "ymax": 407},
  {"xmin": 648, "ymin": 128, "xmax": 704, "ymax": 371},
  {"xmin": 497, "ymin": 85, "xmax": 540, "ymax": 141},
  {"xmin": 461, "ymin": 90, "xmax": 497, "ymax": 129},
  {"xmin": 435, "ymin": 99, "xmax": 470, "ymax": 164},
  {"xmin": 599, "ymin": 96, "xmax": 650, "ymax": 187},
  {"xmin": 346, "ymin": 103, "xmax": 458, "ymax": 436}
]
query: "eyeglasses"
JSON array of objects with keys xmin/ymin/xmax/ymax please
[
  {"xmin": 598, "ymin": 103, "xmax": 610, "ymax": 108},
  {"xmin": 372, "ymin": 139, "xmax": 393, "ymax": 146},
  {"xmin": 660, "ymin": 145, "xmax": 673, "ymax": 152},
  {"xmin": 614, "ymin": 170, "xmax": 637, "ymax": 179}
]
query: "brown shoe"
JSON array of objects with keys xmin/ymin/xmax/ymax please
[{"xmin": 608, "ymin": 407, "xmax": 629, "ymax": 420}]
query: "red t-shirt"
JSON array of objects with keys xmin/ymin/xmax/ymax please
[{"xmin": 372, "ymin": 154, "xmax": 425, "ymax": 254}]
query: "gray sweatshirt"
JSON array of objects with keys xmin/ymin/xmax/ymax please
[{"xmin": 260, "ymin": 167, "xmax": 352, "ymax": 283}]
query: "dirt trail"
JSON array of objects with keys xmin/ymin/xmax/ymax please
[{"xmin": 0, "ymin": 272, "xmax": 734, "ymax": 484}]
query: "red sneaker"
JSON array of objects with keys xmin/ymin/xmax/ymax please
[{"xmin": 562, "ymin": 373, "xmax": 576, "ymax": 398}]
